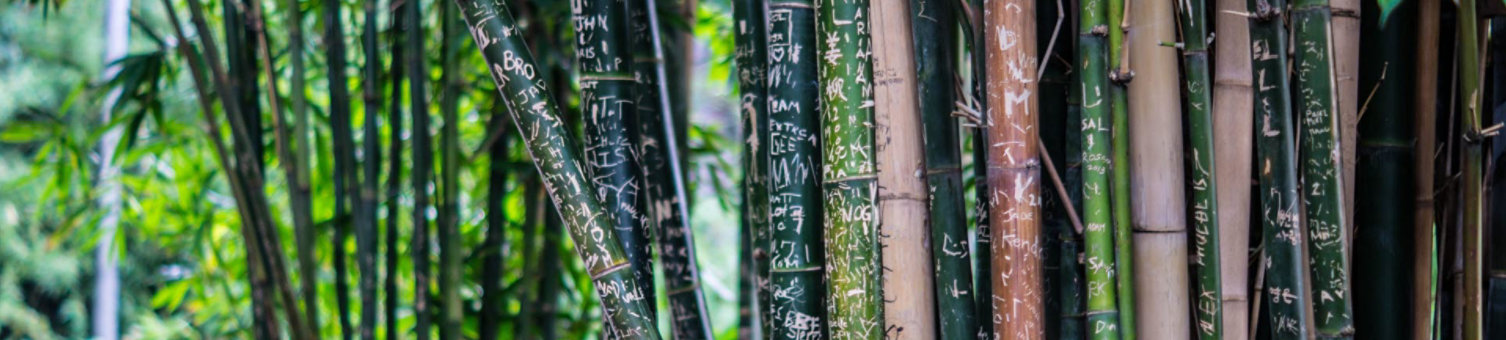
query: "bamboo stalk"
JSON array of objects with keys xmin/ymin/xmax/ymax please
[
  {"xmin": 1174, "ymin": 0, "xmax": 1223, "ymax": 336},
  {"xmin": 1352, "ymin": 0, "xmax": 1417, "ymax": 338},
  {"xmin": 1457, "ymin": 0, "xmax": 1484, "ymax": 336},
  {"xmin": 766, "ymin": 0, "xmax": 828, "ymax": 337},
  {"xmin": 870, "ymin": 0, "xmax": 936, "ymax": 337},
  {"xmin": 733, "ymin": 0, "xmax": 770, "ymax": 337},
  {"xmin": 1412, "ymin": 0, "xmax": 1440, "ymax": 337},
  {"xmin": 480, "ymin": 115, "xmax": 510, "ymax": 340},
  {"xmin": 914, "ymin": 0, "xmax": 978, "ymax": 337},
  {"xmin": 1333, "ymin": 0, "xmax": 1360, "ymax": 229},
  {"xmin": 453, "ymin": 0, "xmax": 664, "ymax": 337},
  {"xmin": 382, "ymin": 1, "xmax": 406, "ymax": 337},
  {"xmin": 358, "ymin": 0, "xmax": 383, "ymax": 337},
  {"xmin": 1059, "ymin": 54, "xmax": 1085, "ymax": 340},
  {"xmin": 1126, "ymin": 0, "xmax": 1191, "ymax": 336},
  {"xmin": 320, "ymin": 0, "xmax": 357, "ymax": 334},
  {"xmin": 1106, "ymin": 0, "xmax": 1137, "ymax": 333},
  {"xmin": 1291, "ymin": 0, "xmax": 1357, "ymax": 335},
  {"xmin": 816, "ymin": 0, "xmax": 885, "ymax": 336},
  {"xmin": 404, "ymin": 0, "xmax": 432, "ymax": 335},
  {"xmin": 1212, "ymin": 0, "xmax": 1254, "ymax": 335},
  {"xmin": 1248, "ymin": 0, "xmax": 1314, "ymax": 335},
  {"xmin": 279, "ymin": 0, "xmax": 321, "ymax": 331},
  {"xmin": 962, "ymin": 0, "xmax": 995, "ymax": 337},
  {"xmin": 984, "ymin": 0, "xmax": 1044, "ymax": 336},
  {"xmin": 436, "ymin": 3, "xmax": 465, "ymax": 338},
  {"xmin": 1077, "ymin": 0, "xmax": 1122, "ymax": 335}
]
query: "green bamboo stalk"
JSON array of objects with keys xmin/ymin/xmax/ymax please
[
  {"xmin": 766, "ymin": 0, "xmax": 828, "ymax": 337},
  {"xmin": 321, "ymin": 0, "xmax": 357, "ymax": 335},
  {"xmin": 405, "ymin": 0, "xmax": 432, "ymax": 335},
  {"xmin": 280, "ymin": 0, "xmax": 321, "ymax": 330},
  {"xmin": 358, "ymin": 0, "xmax": 383, "ymax": 337},
  {"xmin": 733, "ymin": 0, "xmax": 771, "ymax": 337},
  {"xmin": 983, "ymin": 0, "xmax": 1044, "ymax": 336},
  {"xmin": 913, "ymin": 0, "xmax": 978, "ymax": 337},
  {"xmin": 1291, "ymin": 0, "xmax": 1356, "ymax": 335},
  {"xmin": 816, "ymin": 0, "xmax": 884, "ymax": 336},
  {"xmin": 382, "ymin": 0, "xmax": 406, "ymax": 336},
  {"xmin": 1078, "ymin": 0, "xmax": 1121, "ymax": 335},
  {"xmin": 961, "ymin": 1, "xmax": 993, "ymax": 337},
  {"xmin": 1174, "ymin": 0, "xmax": 1223, "ymax": 337},
  {"xmin": 1247, "ymin": 0, "xmax": 1312, "ymax": 336},
  {"xmin": 1105, "ymin": 0, "xmax": 1136, "ymax": 333},
  {"xmin": 1352, "ymin": 0, "xmax": 1416, "ymax": 338},
  {"xmin": 1458, "ymin": 0, "xmax": 1484, "ymax": 336},
  {"xmin": 454, "ymin": 1, "xmax": 664, "ymax": 337},
  {"xmin": 437, "ymin": 2, "xmax": 464, "ymax": 338},
  {"xmin": 480, "ymin": 115, "xmax": 511, "ymax": 340}
]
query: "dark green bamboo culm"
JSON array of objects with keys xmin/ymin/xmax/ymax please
[
  {"xmin": 404, "ymin": 0, "xmax": 432, "ymax": 335},
  {"xmin": 766, "ymin": 0, "xmax": 828, "ymax": 337},
  {"xmin": 382, "ymin": 0, "xmax": 406, "ymax": 336},
  {"xmin": 816, "ymin": 0, "xmax": 884, "ymax": 336},
  {"xmin": 1173, "ymin": 0, "xmax": 1223, "ymax": 336},
  {"xmin": 1060, "ymin": 61, "xmax": 1085, "ymax": 340},
  {"xmin": 1248, "ymin": 0, "xmax": 1312, "ymax": 336},
  {"xmin": 320, "ymin": 0, "xmax": 357, "ymax": 335},
  {"xmin": 278, "ymin": 0, "xmax": 320, "ymax": 331},
  {"xmin": 635, "ymin": 0, "xmax": 716, "ymax": 335},
  {"xmin": 1106, "ymin": 0, "xmax": 1136, "ymax": 333},
  {"xmin": 436, "ymin": 2, "xmax": 465, "ymax": 338},
  {"xmin": 733, "ymin": 0, "xmax": 770, "ymax": 337},
  {"xmin": 960, "ymin": 0, "xmax": 993, "ymax": 337},
  {"xmin": 1352, "ymin": 0, "xmax": 1416, "ymax": 337},
  {"xmin": 1077, "ymin": 0, "xmax": 1121, "ymax": 334},
  {"xmin": 913, "ymin": 0, "xmax": 977, "ymax": 337},
  {"xmin": 1291, "ymin": 0, "xmax": 1355, "ymax": 336},
  {"xmin": 1458, "ymin": 0, "xmax": 1484, "ymax": 336},
  {"xmin": 357, "ymin": 0, "xmax": 382, "ymax": 337},
  {"xmin": 480, "ymin": 113, "xmax": 511, "ymax": 340},
  {"xmin": 453, "ymin": 0, "xmax": 664, "ymax": 337}
]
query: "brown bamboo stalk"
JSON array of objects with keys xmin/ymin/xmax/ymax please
[
  {"xmin": 870, "ymin": 0, "xmax": 936, "ymax": 337},
  {"xmin": 1127, "ymin": 0, "xmax": 1191, "ymax": 336},
  {"xmin": 984, "ymin": 0, "xmax": 1044, "ymax": 337},
  {"xmin": 1333, "ymin": 0, "xmax": 1360, "ymax": 228},
  {"xmin": 1213, "ymin": 0, "xmax": 1254, "ymax": 337},
  {"xmin": 1412, "ymin": 0, "xmax": 1439, "ymax": 338}
]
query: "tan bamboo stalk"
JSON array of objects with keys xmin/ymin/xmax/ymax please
[
  {"xmin": 1127, "ymin": 0, "xmax": 1191, "ymax": 336},
  {"xmin": 1212, "ymin": 0, "xmax": 1254, "ymax": 337},
  {"xmin": 1333, "ymin": 0, "xmax": 1359, "ymax": 226},
  {"xmin": 870, "ymin": 1, "xmax": 937, "ymax": 338},
  {"xmin": 983, "ymin": 0, "xmax": 1044, "ymax": 337},
  {"xmin": 1412, "ymin": 0, "xmax": 1440, "ymax": 337}
]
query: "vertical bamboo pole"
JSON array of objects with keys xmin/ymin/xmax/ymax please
[
  {"xmin": 405, "ymin": 0, "xmax": 431, "ymax": 335},
  {"xmin": 1457, "ymin": 0, "xmax": 1484, "ymax": 336},
  {"xmin": 1077, "ymin": 0, "xmax": 1123, "ymax": 335},
  {"xmin": 766, "ymin": 0, "xmax": 828, "ymax": 337},
  {"xmin": 358, "ymin": 0, "xmax": 383, "ymax": 337},
  {"xmin": 733, "ymin": 0, "xmax": 771, "ymax": 337},
  {"xmin": 436, "ymin": 3, "xmax": 464, "ymax": 338},
  {"xmin": 1332, "ymin": 0, "xmax": 1360, "ymax": 228},
  {"xmin": 1105, "ymin": 0, "xmax": 1138, "ymax": 333},
  {"xmin": 1126, "ymin": 0, "xmax": 1191, "ymax": 336},
  {"xmin": 984, "ymin": 0, "xmax": 1044, "ymax": 336},
  {"xmin": 1212, "ymin": 0, "xmax": 1254, "ymax": 335},
  {"xmin": 1174, "ymin": 0, "xmax": 1223, "ymax": 336},
  {"xmin": 870, "ymin": 0, "xmax": 936, "ymax": 337},
  {"xmin": 382, "ymin": 0, "xmax": 406, "ymax": 336},
  {"xmin": 1412, "ymin": 0, "xmax": 1441, "ymax": 338},
  {"xmin": 963, "ymin": 0, "xmax": 996, "ymax": 338}
]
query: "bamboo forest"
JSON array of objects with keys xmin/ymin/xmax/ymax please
[{"xmin": 6, "ymin": 0, "xmax": 1506, "ymax": 338}]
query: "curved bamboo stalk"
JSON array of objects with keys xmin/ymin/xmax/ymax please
[
  {"xmin": 1212, "ymin": 0, "xmax": 1254, "ymax": 335},
  {"xmin": 1291, "ymin": 0, "xmax": 1356, "ymax": 335},
  {"xmin": 766, "ymin": 0, "xmax": 828, "ymax": 337},
  {"xmin": 1248, "ymin": 0, "xmax": 1313, "ymax": 335},
  {"xmin": 816, "ymin": 0, "xmax": 885, "ymax": 337},
  {"xmin": 1173, "ymin": 0, "xmax": 1223, "ymax": 336},
  {"xmin": 870, "ymin": 1, "xmax": 937, "ymax": 337},
  {"xmin": 983, "ymin": 0, "xmax": 1044, "ymax": 336},
  {"xmin": 1126, "ymin": 0, "xmax": 1191, "ymax": 335},
  {"xmin": 1076, "ymin": 0, "xmax": 1121, "ymax": 335},
  {"xmin": 1412, "ymin": 0, "xmax": 1440, "ymax": 337},
  {"xmin": 914, "ymin": 0, "xmax": 978, "ymax": 337},
  {"xmin": 733, "ymin": 0, "xmax": 770, "ymax": 337},
  {"xmin": 453, "ymin": 0, "xmax": 664, "ymax": 337}
]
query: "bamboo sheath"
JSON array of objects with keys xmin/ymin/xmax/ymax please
[
  {"xmin": 871, "ymin": 0, "xmax": 938, "ymax": 338},
  {"xmin": 453, "ymin": 1, "xmax": 662, "ymax": 337},
  {"xmin": 984, "ymin": 0, "xmax": 1044, "ymax": 337},
  {"xmin": 1212, "ymin": 0, "xmax": 1255, "ymax": 337},
  {"xmin": 1126, "ymin": 0, "xmax": 1191, "ymax": 337},
  {"xmin": 766, "ymin": 0, "xmax": 828, "ymax": 337}
]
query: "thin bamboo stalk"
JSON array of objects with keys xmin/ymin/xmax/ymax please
[
  {"xmin": 1077, "ymin": 0, "xmax": 1122, "ymax": 335},
  {"xmin": 404, "ymin": 0, "xmax": 432, "ymax": 336},
  {"xmin": 480, "ymin": 115, "xmax": 510, "ymax": 340},
  {"xmin": 1248, "ymin": 0, "xmax": 1313, "ymax": 335},
  {"xmin": 279, "ymin": 0, "xmax": 321, "ymax": 331},
  {"xmin": 1412, "ymin": 0, "xmax": 1440, "ymax": 338},
  {"xmin": 733, "ymin": 0, "xmax": 771, "ymax": 337},
  {"xmin": 766, "ymin": 0, "xmax": 828, "ymax": 337},
  {"xmin": 1212, "ymin": 0, "xmax": 1254, "ymax": 335},
  {"xmin": 984, "ymin": 0, "xmax": 1044, "ymax": 336},
  {"xmin": 358, "ymin": 0, "xmax": 382, "ymax": 337},
  {"xmin": 1059, "ymin": 56, "xmax": 1084, "ymax": 340},
  {"xmin": 1333, "ymin": 0, "xmax": 1360, "ymax": 228},
  {"xmin": 382, "ymin": 1, "xmax": 406, "ymax": 337},
  {"xmin": 437, "ymin": 3, "xmax": 465, "ymax": 338},
  {"xmin": 816, "ymin": 0, "xmax": 884, "ymax": 336},
  {"xmin": 961, "ymin": 0, "xmax": 994, "ymax": 338},
  {"xmin": 1126, "ymin": 0, "xmax": 1191, "ymax": 336},
  {"xmin": 1105, "ymin": 0, "xmax": 1137, "ymax": 334},
  {"xmin": 1174, "ymin": 0, "xmax": 1223, "ymax": 336},
  {"xmin": 914, "ymin": 0, "xmax": 978, "ymax": 337},
  {"xmin": 321, "ymin": 0, "xmax": 357, "ymax": 334},
  {"xmin": 1457, "ymin": 0, "xmax": 1484, "ymax": 336},
  {"xmin": 454, "ymin": 0, "xmax": 664, "ymax": 337},
  {"xmin": 871, "ymin": 0, "xmax": 937, "ymax": 337}
]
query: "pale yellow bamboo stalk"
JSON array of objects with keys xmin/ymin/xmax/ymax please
[
  {"xmin": 871, "ymin": 1, "xmax": 937, "ymax": 338},
  {"xmin": 1333, "ymin": 0, "xmax": 1360, "ymax": 235},
  {"xmin": 1127, "ymin": 0, "xmax": 1190, "ymax": 337},
  {"xmin": 1213, "ymin": 0, "xmax": 1254, "ymax": 337}
]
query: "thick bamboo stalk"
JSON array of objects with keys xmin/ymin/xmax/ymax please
[
  {"xmin": 358, "ymin": 0, "xmax": 382, "ymax": 337},
  {"xmin": 1291, "ymin": 0, "xmax": 1357, "ymax": 335},
  {"xmin": 1352, "ymin": 0, "xmax": 1417, "ymax": 338},
  {"xmin": 733, "ymin": 0, "xmax": 770, "ymax": 337},
  {"xmin": 816, "ymin": 0, "xmax": 884, "ymax": 337},
  {"xmin": 1412, "ymin": 0, "xmax": 1440, "ymax": 338},
  {"xmin": 914, "ymin": 0, "xmax": 977, "ymax": 337},
  {"xmin": 1174, "ymin": 0, "xmax": 1223, "ymax": 337},
  {"xmin": 437, "ymin": 3, "xmax": 464, "ymax": 339},
  {"xmin": 1126, "ymin": 0, "xmax": 1190, "ymax": 336},
  {"xmin": 1333, "ymin": 0, "xmax": 1360, "ymax": 228},
  {"xmin": 1457, "ymin": 0, "xmax": 1484, "ymax": 336},
  {"xmin": 404, "ymin": 0, "xmax": 432, "ymax": 336},
  {"xmin": 1077, "ymin": 0, "xmax": 1122, "ymax": 335},
  {"xmin": 1105, "ymin": 0, "xmax": 1137, "ymax": 334},
  {"xmin": 1212, "ymin": 0, "xmax": 1254, "ymax": 336},
  {"xmin": 766, "ymin": 0, "xmax": 828, "ymax": 336},
  {"xmin": 454, "ymin": 1, "xmax": 664, "ymax": 337},
  {"xmin": 869, "ymin": 1, "xmax": 937, "ymax": 337},
  {"xmin": 983, "ymin": 0, "xmax": 1044, "ymax": 336},
  {"xmin": 1247, "ymin": 0, "xmax": 1313, "ymax": 335}
]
